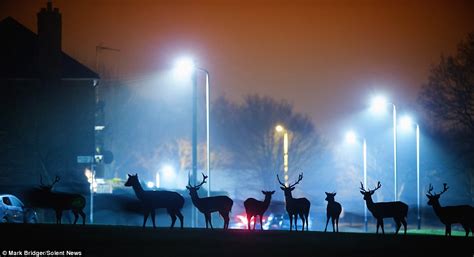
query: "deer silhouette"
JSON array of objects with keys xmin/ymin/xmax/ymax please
[
  {"xmin": 34, "ymin": 175, "xmax": 86, "ymax": 225},
  {"xmin": 186, "ymin": 173, "xmax": 233, "ymax": 229},
  {"xmin": 360, "ymin": 182, "xmax": 408, "ymax": 234},
  {"xmin": 277, "ymin": 173, "xmax": 311, "ymax": 231},
  {"xmin": 124, "ymin": 174, "xmax": 184, "ymax": 229},
  {"xmin": 244, "ymin": 190, "xmax": 275, "ymax": 230},
  {"xmin": 324, "ymin": 192, "xmax": 342, "ymax": 232},
  {"xmin": 426, "ymin": 183, "xmax": 474, "ymax": 237}
]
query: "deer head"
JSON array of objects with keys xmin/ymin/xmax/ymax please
[
  {"xmin": 124, "ymin": 173, "xmax": 139, "ymax": 187},
  {"xmin": 186, "ymin": 173, "xmax": 208, "ymax": 195},
  {"xmin": 262, "ymin": 191, "xmax": 275, "ymax": 196},
  {"xmin": 277, "ymin": 173, "xmax": 303, "ymax": 197},
  {"xmin": 39, "ymin": 175, "xmax": 60, "ymax": 191},
  {"xmin": 426, "ymin": 183, "xmax": 449, "ymax": 206},
  {"xmin": 359, "ymin": 181, "xmax": 381, "ymax": 201},
  {"xmin": 325, "ymin": 192, "xmax": 337, "ymax": 202}
]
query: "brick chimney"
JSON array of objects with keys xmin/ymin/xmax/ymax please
[{"xmin": 37, "ymin": 0, "xmax": 62, "ymax": 83}]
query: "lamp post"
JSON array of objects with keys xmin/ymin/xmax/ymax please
[
  {"xmin": 400, "ymin": 115, "xmax": 421, "ymax": 229},
  {"xmin": 275, "ymin": 125, "xmax": 289, "ymax": 186},
  {"xmin": 173, "ymin": 57, "xmax": 211, "ymax": 226},
  {"xmin": 346, "ymin": 130, "xmax": 368, "ymax": 232},
  {"xmin": 370, "ymin": 95, "xmax": 398, "ymax": 201}
]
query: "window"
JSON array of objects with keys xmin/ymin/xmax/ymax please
[
  {"xmin": 2, "ymin": 197, "xmax": 12, "ymax": 206},
  {"xmin": 10, "ymin": 197, "xmax": 23, "ymax": 208}
]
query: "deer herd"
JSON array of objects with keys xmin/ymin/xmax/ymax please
[{"xmin": 27, "ymin": 173, "xmax": 473, "ymax": 237}]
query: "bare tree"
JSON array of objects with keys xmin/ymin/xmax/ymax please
[
  {"xmin": 418, "ymin": 32, "xmax": 474, "ymax": 197},
  {"xmin": 212, "ymin": 95, "xmax": 322, "ymax": 188}
]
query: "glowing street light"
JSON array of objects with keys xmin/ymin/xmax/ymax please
[
  {"xmin": 275, "ymin": 125, "xmax": 289, "ymax": 187},
  {"xmin": 172, "ymin": 57, "xmax": 211, "ymax": 197},
  {"xmin": 369, "ymin": 94, "xmax": 398, "ymax": 201},
  {"xmin": 399, "ymin": 114, "xmax": 421, "ymax": 229},
  {"xmin": 345, "ymin": 130, "xmax": 368, "ymax": 232}
]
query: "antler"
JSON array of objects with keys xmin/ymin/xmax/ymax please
[
  {"xmin": 438, "ymin": 183, "xmax": 449, "ymax": 195},
  {"xmin": 51, "ymin": 176, "xmax": 60, "ymax": 187},
  {"xmin": 194, "ymin": 173, "xmax": 208, "ymax": 188},
  {"xmin": 360, "ymin": 182, "xmax": 367, "ymax": 192},
  {"xmin": 370, "ymin": 181, "xmax": 382, "ymax": 193},
  {"xmin": 277, "ymin": 174, "xmax": 286, "ymax": 187},
  {"xmin": 289, "ymin": 173, "xmax": 303, "ymax": 188},
  {"xmin": 427, "ymin": 184, "xmax": 434, "ymax": 196}
]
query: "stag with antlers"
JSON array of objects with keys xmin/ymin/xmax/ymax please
[
  {"xmin": 360, "ymin": 182, "xmax": 408, "ymax": 234},
  {"xmin": 31, "ymin": 175, "xmax": 86, "ymax": 225},
  {"xmin": 426, "ymin": 183, "xmax": 474, "ymax": 237},
  {"xmin": 277, "ymin": 173, "xmax": 311, "ymax": 231},
  {"xmin": 124, "ymin": 174, "xmax": 184, "ymax": 229},
  {"xmin": 186, "ymin": 173, "xmax": 233, "ymax": 229}
]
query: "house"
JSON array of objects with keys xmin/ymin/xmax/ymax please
[{"xmin": 0, "ymin": 2, "xmax": 99, "ymax": 190}]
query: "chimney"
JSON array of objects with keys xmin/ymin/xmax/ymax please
[{"xmin": 37, "ymin": 0, "xmax": 62, "ymax": 83}]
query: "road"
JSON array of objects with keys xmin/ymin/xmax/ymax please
[{"xmin": 1, "ymin": 224, "xmax": 472, "ymax": 257}]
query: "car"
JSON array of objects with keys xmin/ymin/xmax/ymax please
[{"xmin": 0, "ymin": 194, "xmax": 37, "ymax": 224}]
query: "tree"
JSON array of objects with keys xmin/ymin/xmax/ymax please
[
  {"xmin": 418, "ymin": 32, "xmax": 474, "ymax": 199},
  {"xmin": 211, "ymin": 94, "xmax": 322, "ymax": 189}
]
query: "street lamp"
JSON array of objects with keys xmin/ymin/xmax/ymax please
[
  {"xmin": 275, "ymin": 125, "xmax": 289, "ymax": 187},
  {"xmin": 399, "ymin": 114, "xmax": 421, "ymax": 229},
  {"xmin": 173, "ymin": 57, "xmax": 211, "ymax": 197},
  {"xmin": 173, "ymin": 57, "xmax": 211, "ymax": 228},
  {"xmin": 345, "ymin": 130, "xmax": 368, "ymax": 232},
  {"xmin": 370, "ymin": 95, "xmax": 398, "ymax": 201}
]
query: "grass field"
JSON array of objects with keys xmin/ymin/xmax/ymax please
[{"xmin": 1, "ymin": 223, "xmax": 472, "ymax": 257}]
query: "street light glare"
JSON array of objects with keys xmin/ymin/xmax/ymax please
[
  {"xmin": 370, "ymin": 95, "xmax": 388, "ymax": 114},
  {"xmin": 275, "ymin": 124, "xmax": 285, "ymax": 132},
  {"xmin": 173, "ymin": 57, "xmax": 195, "ymax": 78},
  {"xmin": 345, "ymin": 130, "xmax": 357, "ymax": 144},
  {"xmin": 399, "ymin": 115, "xmax": 414, "ymax": 131}
]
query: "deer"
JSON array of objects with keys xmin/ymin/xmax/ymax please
[
  {"xmin": 186, "ymin": 173, "xmax": 233, "ymax": 229},
  {"xmin": 124, "ymin": 174, "xmax": 184, "ymax": 229},
  {"xmin": 324, "ymin": 192, "xmax": 342, "ymax": 232},
  {"xmin": 360, "ymin": 181, "xmax": 408, "ymax": 235},
  {"xmin": 244, "ymin": 190, "xmax": 275, "ymax": 230},
  {"xmin": 426, "ymin": 183, "xmax": 474, "ymax": 237},
  {"xmin": 33, "ymin": 175, "xmax": 86, "ymax": 225},
  {"xmin": 277, "ymin": 173, "xmax": 311, "ymax": 231}
]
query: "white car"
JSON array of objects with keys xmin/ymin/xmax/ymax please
[{"xmin": 0, "ymin": 194, "xmax": 37, "ymax": 223}]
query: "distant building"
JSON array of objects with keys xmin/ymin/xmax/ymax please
[{"xmin": 0, "ymin": 2, "xmax": 99, "ymax": 189}]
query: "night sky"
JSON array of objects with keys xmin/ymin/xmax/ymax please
[{"xmin": 1, "ymin": 0, "xmax": 474, "ymax": 132}]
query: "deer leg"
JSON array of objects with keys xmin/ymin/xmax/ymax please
[
  {"xmin": 253, "ymin": 216, "xmax": 256, "ymax": 230},
  {"xmin": 305, "ymin": 214, "xmax": 309, "ymax": 231},
  {"xmin": 376, "ymin": 219, "xmax": 380, "ymax": 234},
  {"xmin": 462, "ymin": 224, "xmax": 469, "ymax": 237},
  {"xmin": 299, "ymin": 213, "xmax": 305, "ymax": 232},
  {"xmin": 168, "ymin": 210, "xmax": 177, "ymax": 229},
  {"xmin": 380, "ymin": 219, "xmax": 385, "ymax": 234},
  {"xmin": 294, "ymin": 214, "xmax": 298, "ymax": 231},
  {"xmin": 150, "ymin": 209, "xmax": 156, "ymax": 228},
  {"xmin": 143, "ymin": 211, "xmax": 149, "ymax": 228},
  {"xmin": 79, "ymin": 210, "xmax": 86, "ymax": 225},
  {"xmin": 176, "ymin": 211, "xmax": 184, "ymax": 229},
  {"xmin": 220, "ymin": 211, "xmax": 229, "ymax": 230},
  {"xmin": 401, "ymin": 218, "xmax": 407, "ymax": 235},
  {"xmin": 247, "ymin": 214, "xmax": 252, "ymax": 230},
  {"xmin": 394, "ymin": 218, "xmax": 401, "ymax": 235},
  {"xmin": 332, "ymin": 217, "xmax": 336, "ymax": 232},
  {"xmin": 260, "ymin": 215, "xmax": 264, "ymax": 231},
  {"xmin": 324, "ymin": 215, "xmax": 330, "ymax": 232},
  {"xmin": 289, "ymin": 214, "xmax": 293, "ymax": 231},
  {"xmin": 446, "ymin": 225, "xmax": 451, "ymax": 236},
  {"xmin": 336, "ymin": 217, "xmax": 339, "ymax": 232},
  {"xmin": 55, "ymin": 210, "xmax": 62, "ymax": 224},
  {"xmin": 72, "ymin": 211, "xmax": 79, "ymax": 225}
]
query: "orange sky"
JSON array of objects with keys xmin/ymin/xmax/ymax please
[{"xmin": 1, "ymin": 0, "xmax": 474, "ymax": 132}]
